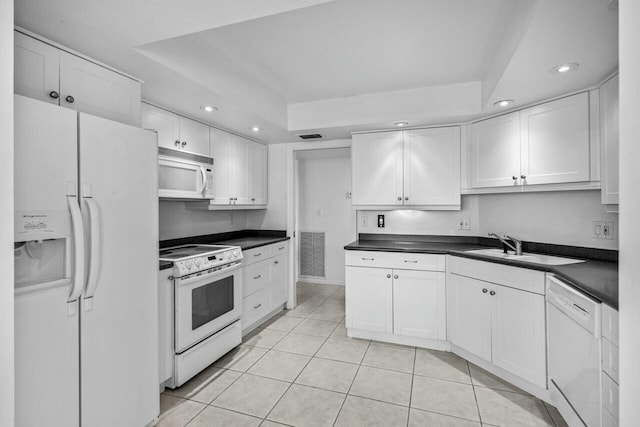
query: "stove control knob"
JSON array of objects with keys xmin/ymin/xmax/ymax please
[
  {"xmin": 233, "ymin": 249, "xmax": 241, "ymax": 258},
  {"xmin": 185, "ymin": 260, "xmax": 193, "ymax": 269},
  {"xmin": 194, "ymin": 258, "xmax": 201, "ymax": 267}
]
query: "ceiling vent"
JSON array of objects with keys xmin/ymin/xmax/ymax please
[{"xmin": 297, "ymin": 133, "xmax": 323, "ymax": 140}]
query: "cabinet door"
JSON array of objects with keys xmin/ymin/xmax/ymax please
[
  {"xmin": 230, "ymin": 135, "xmax": 250, "ymax": 204},
  {"xmin": 59, "ymin": 51, "xmax": 141, "ymax": 126},
  {"xmin": 14, "ymin": 31, "xmax": 60, "ymax": 104},
  {"xmin": 600, "ymin": 75, "xmax": 619, "ymax": 205},
  {"xmin": 447, "ymin": 274, "xmax": 491, "ymax": 361},
  {"xmin": 209, "ymin": 128, "xmax": 234, "ymax": 204},
  {"xmin": 520, "ymin": 92, "xmax": 590, "ymax": 185},
  {"xmin": 345, "ymin": 266, "xmax": 393, "ymax": 334},
  {"xmin": 469, "ymin": 112, "xmax": 521, "ymax": 188},
  {"xmin": 271, "ymin": 253, "xmax": 288, "ymax": 308},
  {"xmin": 247, "ymin": 141, "xmax": 268, "ymax": 205},
  {"xmin": 491, "ymin": 285, "xmax": 546, "ymax": 387},
  {"xmin": 141, "ymin": 103, "xmax": 180, "ymax": 150},
  {"xmin": 179, "ymin": 117, "xmax": 210, "ymax": 156},
  {"xmin": 403, "ymin": 127, "xmax": 461, "ymax": 206},
  {"xmin": 352, "ymin": 132, "xmax": 403, "ymax": 205},
  {"xmin": 393, "ymin": 270, "xmax": 446, "ymax": 340}
]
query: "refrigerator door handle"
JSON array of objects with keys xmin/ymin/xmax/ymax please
[
  {"xmin": 83, "ymin": 197, "xmax": 102, "ymax": 305},
  {"xmin": 67, "ymin": 195, "xmax": 85, "ymax": 302}
]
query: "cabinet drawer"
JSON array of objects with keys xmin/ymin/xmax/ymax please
[
  {"xmin": 448, "ymin": 256, "xmax": 545, "ymax": 294},
  {"xmin": 602, "ymin": 304, "xmax": 619, "ymax": 346},
  {"xmin": 270, "ymin": 241, "xmax": 289, "ymax": 256},
  {"xmin": 602, "ymin": 372, "xmax": 619, "ymax": 421},
  {"xmin": 602, "ymin": 338, "xmax": 620, "ymax": 384},
  {"xmin": 244, "ymin": 260, "xmax": 272, "ymax": 297},
  {"xmin": 345, "ymin": 250, "xmax": 445, "ymax": 271},
  {"xmin": 243, "ymin": 287, "xmax": 271, "ymax": 330},
  {"xmin": 243, "ymin": 246, "xmax": 271, "ymax": 265}
]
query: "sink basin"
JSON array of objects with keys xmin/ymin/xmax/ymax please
[{"xmin": 465, "ymin": 248, "xmax": 585, "ymax": 266}]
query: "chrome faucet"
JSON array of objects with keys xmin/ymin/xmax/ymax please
[{"xmin": 488, "ymin": 233, "xmax": 523, "ymax": 256}]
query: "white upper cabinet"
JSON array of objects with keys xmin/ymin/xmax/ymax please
[
  {"xmin": 404, "ymin": 127, "xmax": 461, "ymax": 206},
  {"xmin": 600, "ymin": 74, "xmax": 619, "ymax": 206},
  {"xmin": 520, "ymin": 92, "xmax": 590, "ymax": 185},
  {"xmin": 468, "ymin": 92, "xmax": 591, "ymax": 189},
  {"xmin": 352, "ymin": 131, "xmax": 403, "ymax": 206},
  {"xmin": 140, "ymin": 103, "xmax": 180, "ymax": 150},
  {"xmin": 208, "ymin": 129, "xmax": 267, "ymax": 208},
  {"xmin": 248, "ymin": 141, "xmax": 268, "ymax": 205},
  {"xmin": 14, "ymin": 31, "xmax": 59, "ymax": 104},
  {"xmin": 469, "ymin": 112, "xmax": 521, "ymax": 188},
  {"xmin": 141, "ymin": 104, "xmax": 210, "ymax": 156},
  {"xmin": 352, "ymin": 128, "xmax": 460, "ymax": 208},
  {"xmin": 15, "ymin": 31, "xmax": 141, "ymax": 126}
]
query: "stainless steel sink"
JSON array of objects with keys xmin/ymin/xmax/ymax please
[{"xmin": 465, "ymin": 248, "xmax": 585, "ymax": 266}]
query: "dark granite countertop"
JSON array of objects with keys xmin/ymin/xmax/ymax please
[
  {"xmin": 345, "ymin": 234, "xmax": 618, "ymax": 309},
  {"xmin": 159, "ymin": 230, "xmax": 289, "ymax": 271}
]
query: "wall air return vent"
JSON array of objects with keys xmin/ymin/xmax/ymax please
[
  {"xmin": 299, "ymin": 231, "xmax": 325, "ymax": 278},
  {"xmin": 297, "ymin": 133, "xmax": 323, "ymax": 140}
]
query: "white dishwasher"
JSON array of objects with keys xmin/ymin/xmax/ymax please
[{"xmin": 546, "ymin": 275, "xmax": 602, "ymax": 427}]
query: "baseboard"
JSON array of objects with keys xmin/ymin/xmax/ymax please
[
  {"xmin": 298, "ymin": 277, "xmax": 345, "ymax": 286},
  {"xmin": 347, "ymin": 328, "xmax": 450, "ymax": 351}
]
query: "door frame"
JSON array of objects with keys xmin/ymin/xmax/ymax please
[{"xmin": 285, "ymin": 139, "xmax": 353, "ymax": 309}]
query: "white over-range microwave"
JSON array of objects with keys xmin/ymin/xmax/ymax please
[{"xmin": 158, "ymin": 147, "xmax": 214, "ymax": 199}]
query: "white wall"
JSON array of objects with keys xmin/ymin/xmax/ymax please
[
  {"xmin": 359, "ymin": 191, "xmax": 618, "ymax": 250},
  {"xmin": 0, "ymin": 0, "xmax": 14, "ymax": 423},
  {"xmin": 158, "ymin": 201, "xmax": 247, "ymax": 240},
  {"xmin": 619, "ymin": 0, "xmax": 640, "ymax": 423},
  {"xmin": 357, "ymin": 195, "xmax": 481, "ymax": 236},
  {"xmin": 298, "ymin": 153, "xmax": 354, "ymax": 284}
]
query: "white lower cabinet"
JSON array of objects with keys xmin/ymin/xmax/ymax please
[
  {"xmin": 345, "ymin": 266, "xmax": 393, "ymax": 334},
  {"xmin": 447, "ymin": 256, "xmax": 547, "ymax": 388},
  {"xmin": 345, "ymin": 251, "xmax": 446, "ymax": 342},
  {"xmin": 241, "ymin": 241, "xmax": 289, "ymax": 332},
  {"xmin": 601, "ymin": 304, "xmax": 619, "ymax": 426}
]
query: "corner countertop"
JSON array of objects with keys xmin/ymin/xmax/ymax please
[
  {"xmin": 159, "ymin": 230, "xmax": 289, "ymax": 271},
  {"xmin": 345, "ymin": 234, "xmax": 618, "ymax": 309}
]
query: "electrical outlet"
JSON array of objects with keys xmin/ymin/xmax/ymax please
[
  {"xmin": 592, "ymin": 221, "xmax": 614, "ymax": 239},
  {"xmin": 457, "ymin": 218, "xmax": 471, "ymax": 230},
  {"xmin": 360, "ymin": 213, "xmax": 368, "ymax": 227},
  {"xmin": 316, "ymin": 208, "xmax": 323, "ymax": 217}
]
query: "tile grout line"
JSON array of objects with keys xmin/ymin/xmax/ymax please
[
  {"xmin": 331, "ymin": 339, "xmax": 373, "ymax": 427},
  {"xmin": 261, "ymin": 287, "xmax": 340, "ymax": 425},
  {"xmin": 468, "ymin": 360, "xmax": 484, "ymax": 425},
  {"xmin": 407, "ymin": 347, "xmax": 418, "ymax": 427}
]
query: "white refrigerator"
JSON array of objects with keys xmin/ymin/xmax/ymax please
[{"xmin": 14, "ymin": 95, "xmax": 159, "ymax": 427}]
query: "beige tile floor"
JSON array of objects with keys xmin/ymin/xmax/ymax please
[{"xmin": 159, "ymin": 283, "xmax": 569, "ymax": 427}]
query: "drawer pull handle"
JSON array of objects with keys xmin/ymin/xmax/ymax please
[
  {"xmin": 254, "ymin": 253, "xmax": 262, "ymax": 257},
  {"xmin": 404, "ymin": 260, "xmax": 418, "ymax": 263},
  {"xmin": 362, "ymin": 257, "xmax": 374, "ymax": 261},
  {"xmin": 253, "ymin": 303, "xmax": 262, "ymax": 309},
  {"xmin": 274, "ymin": 261, "xmax": 279, "ymax": 265},
  {"xmin": 278, "ymin": 246, "xmax": 285, "ymax": 250},
  {"xmin": 254, "ymin": 275, "xmax": 262, "ymax": 280}
]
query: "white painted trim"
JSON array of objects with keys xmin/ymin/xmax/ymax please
[
  {"xmin": 589, "ymin": 89, "xmax": 601, "ymax": 182},
  {"xmin": 14, "ymin": 26, "xmax": 143, "ymax": 82},
  {"xmin": 352, "ymin": 204, "xmax": 461, "ymax": 211},
  {"xmin": 286, "ymin": 139, "xmax": 353, "ymax": 309},
  {"xmin": 347, "ymin": 328, "xmax": 451, "ymax": 351},
  {"xmin": 461, "ymin": 181, "xmax": 601, "ymax": 195}
]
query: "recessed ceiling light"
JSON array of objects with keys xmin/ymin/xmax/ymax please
[
  {"xmin": 250, "ymin": 126, "xmax": 261, "ymax": 132},
  {"xmin": 394, "ymin": 121, "xmax": 409, "ymax": 127},
  {"xmin": 201, "ymin": 105, "xmax": 217, "ymax": 112},
  {"xmin": 552, "ymin": 63, "xmax": 579, "ymax": 74},
  {"xmin": 494, "ymin": 99, "xmax": 515, "ymax": 107}
]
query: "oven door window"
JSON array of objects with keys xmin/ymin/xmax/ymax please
[{"xmin": 191, "ymin": 276, "xmax": 234, "ymax": 330}]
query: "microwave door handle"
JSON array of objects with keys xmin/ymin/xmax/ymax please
[
  {"xmin": 199, "ymin": 166, "xmax": 207, "ymax": 195},
  {"xmin": 67, "ymin": 195, "xmax": 85, "ymax": 302},
  {"xmin": 83, "ymin": 197, "xmax": 101, "ymax": 308}
]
